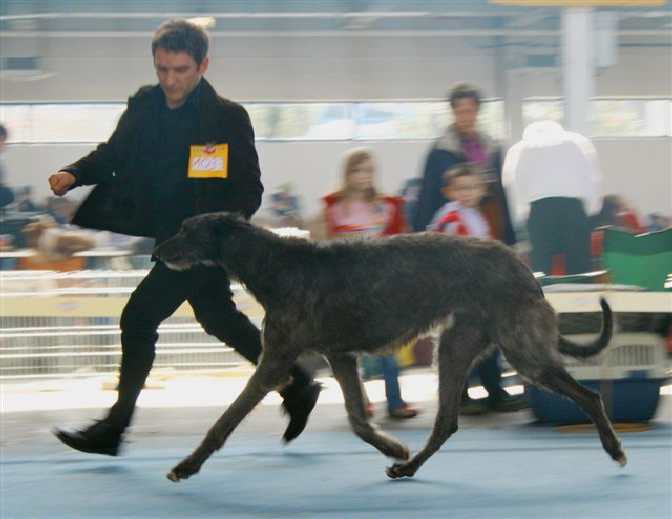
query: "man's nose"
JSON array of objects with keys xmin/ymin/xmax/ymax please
[{"xmin": 164, "ymin": 72, "xmax": 177, "ymax": 88}]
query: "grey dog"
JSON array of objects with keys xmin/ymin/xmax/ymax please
[{"xmin": 154, "ymin": 212, "xmax": 624, "ymax": 482}]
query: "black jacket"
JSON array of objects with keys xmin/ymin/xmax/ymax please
[{"xmin": 64, "ymin": 78, "xmax": 263, "ymax": 238}]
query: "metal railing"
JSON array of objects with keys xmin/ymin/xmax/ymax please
[{"xmin": 0, "ymin": 269, "xmax": 257, "ymax": 379}]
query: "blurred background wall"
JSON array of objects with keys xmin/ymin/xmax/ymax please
[{"xmin": 1, "ymin": 0, "xmax": 670, "ymax": 218}]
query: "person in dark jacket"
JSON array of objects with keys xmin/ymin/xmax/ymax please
[
  {"xmin": 49, "ymin": 19, "xmax": 321, "ymax": 456},
  {"xmin": 412, "ymin": 84, "xmax": 515, "ymax": 246},
  {"xmin": 413, "ymin": 83, "xmax": 525, "ymax": 415},
  {"xmin": 0, "ymin": 124, "xmax": 15, "ymax": 209}
]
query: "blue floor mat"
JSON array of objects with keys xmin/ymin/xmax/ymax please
[{"xmin": 2, "ymin": 426, "xmax": 671, "ymax": 519}]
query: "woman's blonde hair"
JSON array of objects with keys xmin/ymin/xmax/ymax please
[{"xmin": 336, "ymin": 147, "xmax": 379, "ymax": 202}]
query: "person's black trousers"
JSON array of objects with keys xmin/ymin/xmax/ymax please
[
  {"xmin": 462, "ymin": 350, "xmax": 507, "ymax": 402},
  {"xmin": 107, "ymin": 261, "xmax": 311, "ymax": 429},
  {"xmin": 527, "ymin": 197, "xmax": 592, "ymax": 276}
]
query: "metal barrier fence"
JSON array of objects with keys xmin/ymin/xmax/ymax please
[
  {"xmin": 0, "ymin": 270, "xmax": 261, "ymax": 379},
  {"xmin": 2, "ymin": 268, "xmax": 671, "ymax": 381}
]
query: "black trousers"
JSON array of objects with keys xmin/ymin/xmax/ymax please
[
  {"xmin": 107, "ymin": 262, "xmax": 311, "ymax": 429},
  {"xmin": 528, "ymin": 197, "xmax": 592, "ymax": 276},
  {"xmin": 463, "ymin": 350, "xmax": 507, "ymax": 403}
]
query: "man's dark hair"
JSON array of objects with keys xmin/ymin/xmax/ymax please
[
  {"xmin": 152, "ymin": 19, "xmax": 209, "ymax": 65},
  {"xmin": 442, "ymin": 164, "xmax": 480, "ymax": 188},
  {"xmin": 448, "ymin": 83, "xmax": 482, "ymax": 109},
  {"xmin": 0, "ymin": 124, "xmax": 8, "ymax": 140}
]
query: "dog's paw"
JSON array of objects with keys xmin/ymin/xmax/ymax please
[
  {"xmin": 385, "ymin": 461, "xmax": 417, "ymax": 479},
  {"xmin": 615, "ymin": 452, "xmax": 627, "ymax": 467},
  {"xmin": 166, "ymin": 457, "xmax": 202, "ymax": 483}
]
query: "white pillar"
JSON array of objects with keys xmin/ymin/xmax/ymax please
[
  {"xmin": 505, "ymin": 70, "xmax": 525, "ymax": 145},
  {"xmin": 562, "ymin": 7, "xmax": 595, "ymax": 135}
]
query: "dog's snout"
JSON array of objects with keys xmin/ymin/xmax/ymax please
[{"xmin": 154, "ymin": 237, "xmax": 182, "ymax": 261}]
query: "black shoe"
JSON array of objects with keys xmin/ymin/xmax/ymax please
[
  {"xmin": 53, "ymin": 420, "xmax": 123, "ymax": 456},
  {"xmin": 488, "ymin": 393, "xmax": 529, "ymax": 413},
  {"xmin": 459, "ymin": 397, "xmax": 490, "ymax": 416},
  {"xmin": 281, "ymin": 381, "xmax": 322, "ymax": 443}
]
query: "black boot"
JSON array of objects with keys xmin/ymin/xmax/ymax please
[
  {"xmin": 459, "ymin": 395, "xmax": 489, "ymax": 416},
  {"xmin": 488, "ymin": 391, "xmax": 529, "ymax": 413},
  {"xmin": 53, "ymin": 420, "xmax": 124, "ymax": 456},
  {"xmin": 280, "ymin": 380, "xmax": 322, "ymax": 443}
]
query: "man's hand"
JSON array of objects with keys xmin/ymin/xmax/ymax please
[{"xmin": 49, "ymin": 171, "xmax": 76, "ymax": 196}]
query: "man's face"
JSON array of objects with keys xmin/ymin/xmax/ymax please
[
  {"xmin": 452, "ymin": 98, "xmax": 479, "ymax": 136},
  {"xmin": 0, "ymin": 136, "xmax": 6, "ymax": 154},
  {"xmin": 154, "ymin": 48, "xmax": 208, "ymax": 109}
]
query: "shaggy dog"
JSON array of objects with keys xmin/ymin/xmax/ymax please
[{"xmin": 154, "ymin": 212, "xmax": 624, "ymax": 482}]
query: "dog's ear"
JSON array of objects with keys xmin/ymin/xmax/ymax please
[
  {"xmin": 206, "ymin": 211, "xmax": 248, "ymax": 239},
  {"xmin": 227, "ymin": 211, "xmax": 247, "ymax": 223},
  {"xmin": 205, "ymin": 212, "xmax": 250, "ymax": 262}
]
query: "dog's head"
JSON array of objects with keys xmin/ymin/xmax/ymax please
[{"xmin": 154, "ymin": 212, "xmax": 249, "ymax": 271}]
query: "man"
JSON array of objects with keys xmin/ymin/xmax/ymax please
[
  {"xmin": 50, "ymin": 20, "xmax": 321, "ymax": 456},
  {"xmin": 503, "ymin": 120, "xmax": 601, "ymax": 275},
  {"xmin": 412, "ymin": 83, "xmax": 524, "ymax": 415}
]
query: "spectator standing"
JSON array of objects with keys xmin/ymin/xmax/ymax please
[
  {"xmin": 412, "ymin": 83, "xmax": 515, "ymax": 247},
  {"xmin": 503, "ymin": 120, "xmax": 602, "ymax": 275},
  {"xmin": 323, "ymin": 148, "xmax": 418, "ymax": 419}
]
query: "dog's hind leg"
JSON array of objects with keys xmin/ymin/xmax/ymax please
[
  {"xmin": 527, "ymin": 366, "xmax": 626, "ymax": 466},
  {"xmin": 166, "ymin": 347, "xmax": 296, "ymax": 482},
  {"xmin": 498, "ymin": 304, "xmax": 626, "ymax": 467},
  {"xmin": 327, "ymin": 353, "xmax": 410, "ymax": 461},
  {"xmin": 386, "ymin": 320, "xmax": 487, "ymax": 479}
]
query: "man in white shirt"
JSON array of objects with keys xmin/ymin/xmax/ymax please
[{"xmin": 503, "ymin": 120, "xmax": 602, "ymax": 275}]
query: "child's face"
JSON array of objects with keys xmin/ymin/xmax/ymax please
[
  {"xmin": 346, "ymin": 159, "xmax": 375, "ymax": 192},
  {"xmin": 444, "ymin": 175, "xmax": 484, "ymax": 208}
]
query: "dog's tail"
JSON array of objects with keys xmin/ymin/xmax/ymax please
[{"xmin": 557, "ymin": 298, "xmax": 613, "ymax": 358}]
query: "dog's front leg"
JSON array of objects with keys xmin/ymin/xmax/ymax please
[
  {"xmin": 328, "ymin": 353, "xmax": 410, "ymax": 462},
  {"xmin": 387, "ymin": 324, "xmax": 486, "ymax": 479},
  {"xmin": 167, "ymin": 354, "xmax": 294, "ymax": 482}
]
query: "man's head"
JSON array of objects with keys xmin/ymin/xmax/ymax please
[
  {"xmin": 448, "ymin": 83, "xmax": 482, "ymax": 137},
  {"xmin": 152, "ymin": 19, "xmax": 210, "ymax": 109},
  {"xmin": 442, "ymin": 164, "xmax": 485, "ymax": 209}
]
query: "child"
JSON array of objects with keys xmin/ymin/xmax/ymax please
[
  {"xmin": 428, "ymin": 164, "xmax": 490, "ymax": 238},
  {"xmin": 429, "ymin": 164, "xmax": 528, "ymax": 415},
  {"xmin": 322, "ymin": 148, "xmax": 418, "ymax": 420}
]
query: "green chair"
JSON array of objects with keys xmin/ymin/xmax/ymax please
[{"xmin": 602, "ymin": 227, "xmax": 672, "ymax": 291}]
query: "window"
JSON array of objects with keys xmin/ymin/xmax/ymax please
[
  {"xmin": 6, "ymin": 97, "xmax": 668, "ymax": 143},
  {"xmin": 522, "ymin": 98, "xmax": 563, "ymax": 127},
  {"xmin": 522, "ymin": 98, "xmax": 672, "ymax": 137},
  {"xmin": 591, "ymin": 99, "xmax": 670, "ymax": 137},
  {"xmin": 2, "ymin": 100, "xmax": 505, "ymax": 143},
  {"xmin": 247, "ymin": 103, "xmax": 353, "ymax": 140},
  {"xmin": 353, "ymin": 102, "xmax": 446, "ymax": 140},
  {"xmin": 0, "ymin": 103, "xmax": 125, "ymax": 144},
  {"xmin": 352, "ymin": 100, "xmax": 504, "ymax": 140}
]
